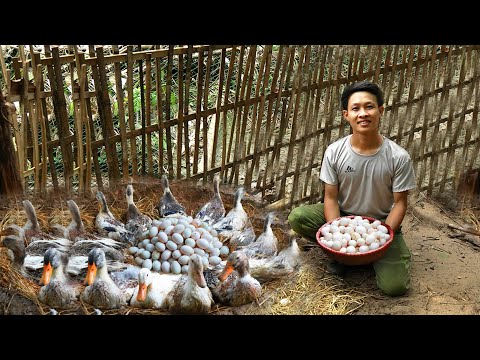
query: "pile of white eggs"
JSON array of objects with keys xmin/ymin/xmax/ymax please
[
  {"xmin": 127, "ymin": 215, "xmax": 230, "ymax": 274},
  {"xmin": 318, "ymin": 216, "xmax": 391, "ymax": 254}
]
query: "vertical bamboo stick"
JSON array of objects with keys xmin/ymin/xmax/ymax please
[
  {"xmin": 395, "ymin": 45, "xmax": 416, "ymax": 146},
  {"xmin": 145, "ymin": 52, "xmax": 153, "ymax": 175},
  {"xmin": 78, "ymin": 64, "xmax": 92, "ymax": 192},
  {"xmin": 202, "ymin": 47, "xmax": 213, "ymax": 184},
  {"xmin": 220, "ymin": 46, "xmax": 237, "ymax": 181},
  {"xmin": 193, "ymin": 48, "xmax": 204, "ymax": 176},
  {"xmin": 165, "ymin": 45, "xmax": 174, "ymax": 176},
  {"xmin": 183, "ymin": 45, "xmax": 193, "ymax": 179},
  {"xmin": 127, "ymin": 45, "xmax": 138, "ymax": 176},
  {"xmin": 177, "ymin": 52, "xmax": 184, "ymax": 180},
  {"xmin": 155, "ymin": 48, "xmax": 165, "ymax": 176},
  {"xmin": 26, "ymin": 61, "xmax": 40, "ymax": 193},
  {"xmin": 210, "ymin": 48, "xmax": 226, "ymax": 171},
  {"xmin": 138, "ymin": 51, "xmax": 146, "ymax": 175},
  {"xmin": 112, "ymin": 45, "xmax": 129, "ymax": 180}
]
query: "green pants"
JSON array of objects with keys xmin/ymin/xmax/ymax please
[{"xmin": 288, "ymin": 203, "xmax": 411, "ymax": 297}]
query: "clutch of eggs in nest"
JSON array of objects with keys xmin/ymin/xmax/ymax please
[
  {"xmin": 128, "ymin": 216, "xmax": 230, "ymax": 274},
  {"xmin": 318, "ymin": 215, "xmax": 391, "ymax": 254}
]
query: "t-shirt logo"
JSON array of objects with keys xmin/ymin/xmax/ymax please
[{"xmin": 345, "ymin": 165, "xmax": 355, "ymax": 173}]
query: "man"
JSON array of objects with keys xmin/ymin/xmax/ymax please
[{"xmin": 288, "ymin": 81, "xmax": 416, "ymax": 296}]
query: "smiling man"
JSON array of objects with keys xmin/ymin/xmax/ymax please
[{"xmin": 288, "ymin": 81, "xmax": 417, "ymax": 296}]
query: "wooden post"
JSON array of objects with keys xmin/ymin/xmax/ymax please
[{"xmin": 0, "ymin": 88, "xmax": 23, "ymax": 196}]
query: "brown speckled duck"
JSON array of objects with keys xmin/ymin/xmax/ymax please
[
  {"xmin": 80, "ymin": 248, "xmax": 128, "ymax": 309},
  {"xmin": 195, "ymin": 175, "xmax": 226, "ymax": 226},
  {"xmin": 212, "ymin": 250, "xmax": 262, "ymax": 306},
  {"xmin": 166, "ymin": 254, "xmax": 214, "ymax": 314},
  {"xmin": 157, "ymin": 175, "xmax": 186, "ymax": 218},
  {"xmin": 212, "ymin": 187, "xmax": 256, "ymax": 249},
  {"xmin": 38, "ymin": 247, "xmax": 78, "ymax": 309}
]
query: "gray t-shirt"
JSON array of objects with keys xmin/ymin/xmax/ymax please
[{"xmin": 320, "ymin": 135, "xmax": 416, "ymax": 219}]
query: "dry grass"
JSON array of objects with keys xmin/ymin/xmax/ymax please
[{"xmin": 0, "ymin": 176, "xmax": 367, "ymax": 315}]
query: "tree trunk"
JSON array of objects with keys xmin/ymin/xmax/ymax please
[{"xmin": 0, "ymin": 87, "xmax": 23, "ymax": 196}]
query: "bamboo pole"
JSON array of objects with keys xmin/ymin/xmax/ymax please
[
  {"xmin": 165, "ymin": 45, "xmax": 174, "ymax": 177},
  {"xmin": 220, "ymin": 46, "xmax": 237, "ymax": 181},
  {"xmin": 177, "ymin": 51, "xmax": 184, "ymax": 180},
  {"xmin": 193, "ymin": 48, "xmax": 204, "ymax": 176},
  {"xmin": 138, "ymin": 49, "xmax": 146, "ymax": 175},
  {"xmin": 155, "ymin": 46, "xmax": 164, "ymax": 176},
  {"xmin": 183, "ymin": 45, "xmax": 193, "ymax": 179},
  {"xmin": 202, "ymin": 47, "xmax": 213, "ymax": 184},
  {"xmin": 210, "ymin": 47, "xmax": 226, "ymax": 171},
  {"xmin": 112, "ymin": 45, "xmax": 129, "ymax": 180},
  {"xmin": 127, "ymin": 45, "xmax": 138, "ymax": 176},
  {"xmin": 145, "ymin": 52, "xmax": 153, "ymax": 175}
]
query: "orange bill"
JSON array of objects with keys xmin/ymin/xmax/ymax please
[
  {"xmin": 84, "ymin": 263, "xmax": 97, "ymax": 285},
  {"xmin": 39, "ymin": 262, "xmax": 52, "ymax": 285},
  {"xmin": 137, "ymin": 283, "xmax": 147, "ymax": 302},
  {"xmin": 218, "ymin": 264, "xmax": 234, "ymax": 282}
]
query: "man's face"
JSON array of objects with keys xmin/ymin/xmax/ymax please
[{"xmin": 342, "ymin": 91, "xmax": 384, "ymax": 135}]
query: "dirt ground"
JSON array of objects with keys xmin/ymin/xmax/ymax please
[{"xmin": 1, "ymin": 178, "xmax": 479, "ymax": 316}]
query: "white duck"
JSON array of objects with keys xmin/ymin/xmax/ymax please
[{"xmin": 130, "ymin": 268, "xmax": 181, "ymax": 309}]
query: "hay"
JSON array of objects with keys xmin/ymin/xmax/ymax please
[
  {"xmin": 0, "ymin": 248, "xmax": 45, "ymax": 313},
  {"xmin": 0, "ymin": 176, "xmax": 368, "ymax": 315}
]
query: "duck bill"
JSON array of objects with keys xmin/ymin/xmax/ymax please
[
  {"xmin": 84, "ymin": 263, "xmax": 97, "ymax": 285},
  {"xmin": 137, "ymin": 283, "xmax": 147, "ymax": 302},
  {"xmin": 218, "ymin": 264, "xmax": 234, "ymax": 282},
  {"xmin": 194, "ymin": 270, "xmax": 207, "ymax": 288},
  {"xmin": 39, "ymin": 262, "xmax": 52, "ymax": 285}
]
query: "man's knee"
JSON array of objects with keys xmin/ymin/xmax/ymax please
[{"xmin": 378, "ymin": 278, "xmax": 410, "ymax": 297}]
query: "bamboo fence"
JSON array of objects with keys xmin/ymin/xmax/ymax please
[{"xmin": 0, "ymin": 45, "xmax": 479, "ymax": 208}]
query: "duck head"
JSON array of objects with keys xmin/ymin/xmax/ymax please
[
  {"xmin": 218, "ymin": 251, "xmax": 249, "ymax": 281},
  {"xmin": 40, "ymin": 248, "xmax": 67, "ymax": 285},
  {"xmin": 136, "ymin": 268, "xmax": 153, "ymax": 302},
  {"xmin": 84, "ymin": 248, "xmax": 106, "ymax": 285},
  {"xmin": 189, "ymin": 254, "xmax": 207, "ymax": 288}
]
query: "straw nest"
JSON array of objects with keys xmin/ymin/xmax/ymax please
[{"xmin": 0, "ymin": 176, "xmax": 368, "ymax": 315}]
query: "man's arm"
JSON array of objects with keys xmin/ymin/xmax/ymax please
[
  {"xmin": 385, "ymin": 190, "xmax": 409, "ymax": 232},
  {"xmin": 324, "ymin": 183, "xmax": 340, "ymax": 222}
]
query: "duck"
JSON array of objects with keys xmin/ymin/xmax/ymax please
[
  {"xmin": 211, "ymin": 250, "xmax": 262, "ymax": 306},
  {"xmin": 80, "ymin": 248, "xmax": 129, "ymax": 309},
  {"xmin": 195, "ymin": 174, "xmax": 226, "ymax": 226},
  {"xmin": 129, "ymin": 268, "xmax": 181, "ymax": 309},
  {"xmin": 165, "ymin": 254, "xmax": 214, "ymax": 314},
  {"xmin": 1, "ymin": 234, "xmax": 72, "ymax": 279},
  {"xmin": 157, "ymin": 175, "xmax": 186, "ymax": 218},
  {"xmin": 95, "ymin": 190, "xmax": 135, "ymax": 246},
  {"xmin": 249, "ymin": 232, "xmax": 302, "ymax": 283},
  {"xmin": 0, "ymin": 200, "xmax": 59, "ymax": 244},
  {"xmin": 38, "ymin": 247, "xmax": 78, "ymax": 309},
  {"xmin": 125, "ymin": 181, "xmax": 152, "ymax": 240},
  {"xmin": 238, "ymin": 212, "xmax": 278, "ymax": 259},
  {"xmin": 213, "ymin": 187, "xmax": 256, "ymax": 249}
]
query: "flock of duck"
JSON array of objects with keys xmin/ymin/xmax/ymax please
[{"xmin": 0, "ymin": 174, "xmax": 302, "ymax": 314}]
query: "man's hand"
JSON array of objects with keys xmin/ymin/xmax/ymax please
[
  {"xmin": 324, "ymin": 183, "xmax": 340, "ymax": 222},
  {"xmin": 385, "ymin": 191, "xmax": 409, "ymax": 232}
]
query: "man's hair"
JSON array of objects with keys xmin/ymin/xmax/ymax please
[{"xmin": 341, "ymin": 81, "xmax": 384, "ymax": 110}]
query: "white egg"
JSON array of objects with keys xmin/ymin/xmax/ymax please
[
  {"xmin": 186, "ymin": 216, "xmax": 193, "ymax": 224},
  {"xmin": 152, "ymin": 260, "xmax": 161, "ymax": 272},
  {"xmin": 181, "ymin": 265, "xmax": 189, "ymax": 274},
  {"xmin": 365, "ymin": 234, "xmax": 376, "ymax": 245},
  {"xmin": 210, "ymin": 248, "xmax": 221, "ymax": 257},
  {"xmin": 172, "ymin": 250, "xmax": 182, "ymax": 260},
  {"xmin": 149, "ymin": 226, "xmax": 159, "ymax": 237},
  {"xmin": 173, "ymin": 224, "xmax": 185, "ymax": 234},
  {"xmin": 339, "ymin": 247, "xmax": 347, "ymax": 253},
  {"xmin": 346, "ymin": 246, "xmax": 356, "ymax": 253},
  {"xmin": 332, "ymin": 233, "xmax": 343, "ymax": 242},
  {"xmin": 171, "ymin": 233, "xmax": 184, "ymax": 245},
  {"xmin": 135, "ymin": 257, "xmax": 144, "ymax": 265},
  {"xmin": 155, "ymin": 242, "xmax": 166, "ymax": 252},
  {"xmin": 379, "ymin": 238, "xmax": 386, "ymax": 245},
  {"xmin": 339, "ymin": 217, "xmax": 350, "ymax": 226},
  {"xmin": 355, "ymin": 225, "xmax": 366, "ymax": 235},
  {"xmin": 152, "ymin": 250, "xmax": 161, "ymax": 261},
  {"xmin": 331, "ymin": 241, "xmax": 342, "ymax": 251},
  {"xmin": 357, "ymin": 238, "xmax": 365, "ymax": 246},
  {"xmin": 201, "ymin": 256, "xmax": 209, "ymax": 267},
  {"xmin": 342, "ymin": 233, "xmax": 352, "ymax": 242},
  {"xmin": 326, "ymin": 240, "xmax": 333, "ymax": 248},
  {"xmin": 340, "ymin": 239, "xmax": 348, "ymax": 247},
  {"xmin": 383, "ymin": 234, "xmax": 391, "ymax": 241},
  {"xmin": 141, "ymin": 250, "xmax": 151, "ymax": 259},
  {"xmin": 359, "ymin": 245, "xmax": 369, "ymax": 253},
  {"xmin": 178, "ymin": 255, "xmax": 190, "ymax": 265},
  {"xmin": 377, "ymin": 225, "xmax": 388, "ymax": 234},
  {"xmin": 166, "ymin": 240, "xmax": 178, "ymax": 251},
  {"xmin": 161, "ymin": 250, "xmax": 172, "ymax": 261},
  {"xmin": 339, "ymin": 225, "xmax": 346, "ymax": 234},
  {"xmin": 190, "ymin": 231, "xmax": 201, "ymax": 241},
  {"xmin": 369, "ymin": 242, "xmax": 380, "ymax": 250},
  {"xmin": 321, "ymin": 226, "xmax": 331, "ymax": 236},
  {"xmin": 348, "ymin": 240, "xmax": 357, "ymax": 247},
  {"xmin": 180, "ymin": 245, "xmax": 195, "ymax": 256},
  {"xmin": 159, "ymin": 219, "xmax": 172, "ymax": 229},
  {"xmin": 142, "ymin": 259, "xmax": 153, "ymax": 270},
  {"xmin": 209, "ymin": 256, "xmax": 222, "ymax": 265},
  {"xmin": 372, "ymin": 220, "xmax": 381, "ymax": 228},
  {"xmin": 171, "ymin": 261, "xmax": 182, "ymax": 274},
  {"xmin": 161, "ymin": 261, "xmax": 171, "ymax": 273},
  {"xmin": 331, "ymin": 220, "xmax": 340, "ymax": 227},
  {"xmin": 196, "ymin": 238, "xmax": 210, "ymax": 250},
  {"xmin": 150, "ymin": 236, "xmax": 159, "ymax": 245},
  {"xmin": 158, "ymin": 231, "xmax": 169, "ymax": 243},
  {"xmin": 128, "ymin": 246, "xmax": 138, "ymax": 255},
  {"xmin": 219, "ymin": 246, "xmax": 230, "ymax": 256},
  {"xmin": 330, "ymin": 225, "xmax": 340, "ymax": 234},
  {"xmin": 354, "ymin": 216, "xmax": 363, "ymax": 223},
  {"xmin": 145, "ymin": 243, "xmax": 155, "ymax": 252},
  {"xmin": 209, "ymin": 229, "xmax": 218, "ymax": 237},
  {"xmin": 324, "ymin": 233, "xmax": 333, "ymax": 241},
  {"xmin": 182, "ymin": 228, "xmax": 192, "ymax": 239}
]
